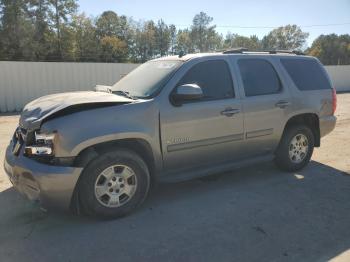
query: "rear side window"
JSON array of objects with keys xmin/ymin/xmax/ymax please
[
  {"xmin": 238, "ymin": 59, "xmax": 282, "ymax": 97},
  {"xmin": 179, "ymin": 60, "xmax": 234, "ymax": 101},
  {"xmin": 281, "ymin": 59, "xmax": 331, "ymax": 90}
]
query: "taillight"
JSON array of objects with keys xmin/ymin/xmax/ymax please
[{"xmin": 332, "ymin": 88, "xmax": 337, "ymax": 115}]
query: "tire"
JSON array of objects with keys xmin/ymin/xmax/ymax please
[
  {"xmin": 78, "ymin": 149, "xmax": 150, "ymax": 219},
  {"xmin": 274, "ymin": 125, "xmax": 315, "ymax": 172}
]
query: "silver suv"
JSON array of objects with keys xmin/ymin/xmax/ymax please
[{"xmin": 4, "ymin": 50, "xmax": 337, "ymax": 218}]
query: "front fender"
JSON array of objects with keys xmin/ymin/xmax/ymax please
[
  {"xmin": 71, "ymin": 132, "xmax": 154, "ymax": 156},
  {"xmin": 40, "ymin": 101, "xmax": 162, "ymax": 165}
]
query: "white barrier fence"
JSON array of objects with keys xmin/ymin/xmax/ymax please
[
  {"xmin": 0, "ymin": 62, "xmax": 349, "ymax": 112},
  {"xmin": 324, "ymin": 65, "xmax": 350, "ymax": 93},
  {"xmin": 0, "ymin": 62, "xmax": 139, "ymax": 112}
]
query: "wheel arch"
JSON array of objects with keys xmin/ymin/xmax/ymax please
[
  {"xmin": 70, "ymin": 138, "xmax": 157, "ymax": 213},
  {"xmin": 281, "ymin": 113, "xmax": 320, "ymax": 147}
]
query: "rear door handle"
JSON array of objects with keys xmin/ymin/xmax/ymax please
[
  {"xmin": 275, "ymin": 101, "xmax": 291, "ymax": 109},
  {"xmin": 221, "ymin": 108, "xmax": 240, "ymax": 117}
]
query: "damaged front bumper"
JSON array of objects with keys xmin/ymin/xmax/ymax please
[{"xmin": 4, "ymin": 141, "xmax": 83, "ymax": 211}]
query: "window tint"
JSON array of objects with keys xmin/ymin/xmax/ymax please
[
  {"xmin": 238, "ymin": 59, "xmax": 282, "ymax": 97},
  {"xmin": 281, "ymin": 59, "xmax": 331, "ymax": 90},
  {"xmin": 179, "ymin": 60, "xmax": 234, "ymax": 100}
]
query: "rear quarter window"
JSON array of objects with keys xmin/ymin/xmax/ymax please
[{"xmin": 281, "ymin": 59, "xmax": 331, "ymax": 91}]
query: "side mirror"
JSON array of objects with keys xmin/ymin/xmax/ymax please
[{"xmin": 171, "ymin": 84, "xmax": 203, "ymax": 106}]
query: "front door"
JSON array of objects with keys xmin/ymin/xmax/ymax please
[{"xmin": 160, "ymin": 59, "xmax": 244, "ymax": 172}]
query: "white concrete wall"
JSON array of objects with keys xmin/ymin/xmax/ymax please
[
  {"xmin": 0, "ymin": 62, "xmax": 139, "ymax": 112},
  {"xmin": 0, "ymin": 62, "xmax": 349, "ymax": 112},
  {"xmin": 324, "ymin": 65, "xmax": 350, "ymax": 92}
]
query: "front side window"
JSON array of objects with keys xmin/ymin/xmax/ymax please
[
  {"xmin": 281, "ymin": 58, "xmax": 331, "ymax": 91},
  {"xmin": 238, "ymin": 59, "xmax": 282, "ymax": 97},
  {"xmin": 179, "ymin": 60, "xmax": 234, "ymax": 101}
]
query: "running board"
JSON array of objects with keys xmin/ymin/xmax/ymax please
[{"xmin": 158, "ymin": 154, "xmax": 274, "ymax": 183}]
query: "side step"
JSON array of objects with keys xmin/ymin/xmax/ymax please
[{"xmin": 158, "ymin": 154, "xmax": 274, "ymax": 183}]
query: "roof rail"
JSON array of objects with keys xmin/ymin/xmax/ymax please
[
  {"xmin": 266, "ymin": 50, "xmax": 305, "ymax": 55},
  {"xmin": 222, "ymin": 48, "xmax": 249, "ymax": 54},
  {"xmin": 221, "ymin": 48, "xmax": 305, "ymax": 55}
]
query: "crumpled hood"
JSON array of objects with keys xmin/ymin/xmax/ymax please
[{"xmin": 20, "ymin": 91, "xmax": 134, "ymax": 131}]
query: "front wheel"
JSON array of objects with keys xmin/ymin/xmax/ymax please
[
  {"xmin": 79, "ymin": 149, "xmax": 150, "ymax": 219},
  {"xmin": 275, "ymin": 125, "xmax": 315, "ymax": 172}
]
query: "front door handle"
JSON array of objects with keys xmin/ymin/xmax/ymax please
[
  {"xmin": 275, "ymin": 101, "xmax": 291, "ymax": 109},
  {"xmin": 221, "ymin": 108, "xmax": 240, "ymax": 117}
]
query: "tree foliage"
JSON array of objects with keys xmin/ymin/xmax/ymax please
[
  {"xmin": 27, "ymin": 0, "xmax": 51, "ymax": 59},
  {"xmin": 262, "ymin": 24, "xmax": 309, "ymax": 50},
  {"xmin": 48, "ymin": 0, "xmax": 77, "ymax": 59},
  {"xmin": 71, "ymin": 13, "xmax": 99, "ymax": 61},
  {"xmin": 190, "ymin": 12, "xmax": 222, "ymax": 52},
  {"xmin": 0, "ymin": 4, "xmax": 348, "ymax": 65},
  {"xmin": 0, "ymin": 0, "xmax": 31, "ymax": 59},
  {"xmin": 224, "ymin": 34, "xmax": 262, "ymax": 50},
  {"xmin": 308, "ymin": 34, "xmax": 350, "ymax": 65}
]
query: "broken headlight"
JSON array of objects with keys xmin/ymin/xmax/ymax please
[{"xmin": 25, "ymin": 132, "xmax": 56, "ymax": 156}]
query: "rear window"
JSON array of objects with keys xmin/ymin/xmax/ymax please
[{"xmin": 281, "ymin": 59, "xmax": 331, "ymax": 91}]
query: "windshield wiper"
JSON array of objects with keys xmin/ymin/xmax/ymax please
[{"xmin": 113, "ymin": 90, "xmax": 137, "ymax": 100}]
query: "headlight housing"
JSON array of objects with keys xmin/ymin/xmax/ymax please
[{"xmin": 25, "ymin": 132, "xmax": 56, "ymax": 156}]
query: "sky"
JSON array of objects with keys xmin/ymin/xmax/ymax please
[{"xmin": 78, "ymin": 0, "xmax": 350, "ymax": 46}]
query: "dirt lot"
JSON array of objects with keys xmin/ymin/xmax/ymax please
[{"xmin": 0, "ymin": 94, "xmax": 349, "ymax": 262}]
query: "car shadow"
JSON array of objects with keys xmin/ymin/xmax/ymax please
[{"xmin": 0, "ymin": 161, "xmax": 349, "ymax": 262}]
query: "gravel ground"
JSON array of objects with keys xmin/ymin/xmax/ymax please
[{"xmin": 0, "ymin": 94, "xmax": 349, "ymax": 262}]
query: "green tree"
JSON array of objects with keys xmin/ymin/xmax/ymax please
[
  {"xmin": 155, "ymin": 19, "xmax": 170, "ymax": 56},
  {"xmin": 262, "ymin": 24, "xmax": 309, "ymax": 50},
  {"xmin": 176, "ymin": 29, "xmax": 193, "ymax": 54},
  {"xmin": 48, "ymin": 0, "xmax": 78, "ymax": 60},
  {"xmin": 96, "ymin": 11, "xmax": 119, "ymax": 37},
  {"xmin": 117, "ymin": 15, "xmax": 133, "ymax": 43},
  {"xmin": 112, "ymin": 15, "xmax": 134, "ymax": 60},
  {"xmin": 100, "ymin": 35, "xmax": 127, "ymax": 62},
  {"xmin": 224, "ymin": 33, "xmax": 261, "ymax": 50},
  {"xmin": 60, "ymin": 22, "xmax": 76, "ymax": 60},
  {"xmin": 95, "ymin": 11, "xmax": 133, "ymax": 61},
  {"xmin": 0, "ymin": 0, "xmax": 32, "ymax": 60},
  {"xmin": 27, "ymin": 0, "xmax": 52, "ymax": 60},
  {"xmin": 71, "ymin": 13, "xmax": 99, "ymax": 61},
  {"xmin": 169, "ymin": 24, "xmax": 177, "ymax": 55},
  {"xmin": 308, "ymin": 34, "xmax": 350, "ymax": 65},
  {"xmin": 134, "ymin": 20, "xmax": 156, "ymax": 62},
  {"xmin": 190, "ymin": 12, "xmax": 221, "ymax": 52}
]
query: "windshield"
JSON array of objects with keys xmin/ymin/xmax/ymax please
[{"xmin": 112, "ymin": 60, "xmax": 183, "ymax": 98}]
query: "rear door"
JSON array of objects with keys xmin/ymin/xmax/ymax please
[
  {"xmin": 160, "ymin": 58, "xmax": 244, "ymax": 172},
  {"xmin": 234, "ymin": 57, "xmax": 292, "ymax": 156}
]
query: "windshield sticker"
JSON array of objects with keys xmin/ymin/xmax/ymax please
[{"xmin": 157, "ymin": 62, "xmax": 177, "ymax": 69}]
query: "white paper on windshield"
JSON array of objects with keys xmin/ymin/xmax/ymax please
[{"xmin": 157, "ymin": 62, "xmax": 178, "ymax": 69}]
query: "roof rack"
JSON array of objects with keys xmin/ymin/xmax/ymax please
[
  {"xmin": 222, "ymin": 48, "xmax": 249, "ymax": 54},
  {"xmin": 266, "ymin": 50, "xmax": 305, "ymax": 55},
  {"xmin": 222, "ymin": 48, "xmax": 305, "ymax": 55}
]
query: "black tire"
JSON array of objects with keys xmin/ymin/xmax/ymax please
[
  {"xmin": 78, "ymin": 149, "xmax": 150, "ymax": 219},
  {"xmin": 275, "ymin": 125, "xmax": 315, "ymax": 172}
]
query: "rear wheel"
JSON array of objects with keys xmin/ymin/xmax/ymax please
[
  {"xmin": 79, "ymin": 149, "xmax": 150, "ymax": 219},
  {"xmin": 275, "ymin": 125, "xmax": 314, "ymax": 172}
]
